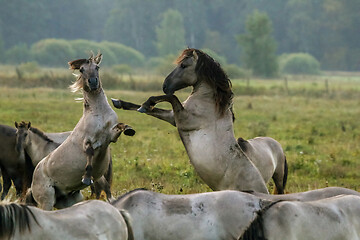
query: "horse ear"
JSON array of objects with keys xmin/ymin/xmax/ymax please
[
  {"xmin": 68, "ymin": 59, "xmax": 88, "ymax": 70},
  {"xmin": 28, "ymin": 122, "xmax": 31, "ymax": 128},
  {"xmin": 192, "ymin": 50, "xmax": 198, "ymax": 61},
  {"xmin": 94, "ymin": 53, "xmax": 103, "ymax": 65},
  {"xmin": 15, "ymin": 121, "xmax": 18, "ymax": 128}
]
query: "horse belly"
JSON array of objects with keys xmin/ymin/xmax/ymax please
[{"xmin": 182, "ymin": 130, "xmax": 229, "ymax": 188}]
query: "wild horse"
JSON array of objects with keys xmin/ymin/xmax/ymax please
[
  {"xmin": 28, "ymin": 53, "xmax": 134, "ymax": 210},
  {"xmin": 15, "ymin": 121, "xmax": 123, "ymax": 201},
  {"xmin": 0, "ymin": 200, "xmax": 133, "ymax": 240},
  {"xmin": 112, "ymin": 48, "xmax": 287, "ymax": 194},
  {"xmin": 0, "ymin": 123, "xmax": 29, "ymax": 199}
]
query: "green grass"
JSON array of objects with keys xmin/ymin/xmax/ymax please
[{"xmin": 0, "ymin": 74, "xmax": 359, "ymax": 200}]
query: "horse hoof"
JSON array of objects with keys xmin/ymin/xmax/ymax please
[
  {"xmin": 137, "ymin": 106, "xmax": 147, "ymax": 113},
  {"xmin": 124, "ymin": 128, "xmax": 136, "ymax": 136},
  {"xmin": 111, "ymin": 98, "xmax": 122, "ymax": 109},
  {"xmin": 82, "ymin": 177, "xmax": 93, "ymax": 186}
]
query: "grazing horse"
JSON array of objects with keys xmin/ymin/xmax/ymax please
[
  {"xmin": 242, "ymin": 194, "xmax": 360, "ymax": 240},
  {"xmin": 112, "ymin": 189, "xmax": 273, "ymax": 240},
  {"xmin": 112, "ymin": 48, "xmax": 287, "ymax": 193},
  {"xmin": 28, "ymin": 53, "xmax": 134, "ymax": 210},
  {"xmin": 15, "ymin": 121, "xmax": 121, "ymax": 201},
  {"xmin": 0, "ymin": 200, "xmax": 133, "ymax": 240},
  {"xmin": 0, "ymin": 123, "xmax": 28, "ymax": 199}
]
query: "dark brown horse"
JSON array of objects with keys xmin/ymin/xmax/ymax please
[{"xmin": 0, "ymin": 123, "xmax": 30, "ymax": 199}]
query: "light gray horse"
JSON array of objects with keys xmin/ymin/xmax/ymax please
[
  {"xmin": 242, "ymin": 194, "xmax": 360, "ymax": 240},
  {"xmin": 15, "ymin": 121, "xmax": 119, "ymax": 201},
  {"xmin": 245, "ymin": 186, "xmax": 360, "ymax": 201},
  {"xmin": 112, "ymin": 189, "xmax": 272, "ymax": 240},
  {"xmin": 28, "ymin": 53, "xmax": 134, "ymax": 210},
  {"xmin": 0, "ymin": 200, "xmax": 133, "ymax": 240},
  {"xmin": 112, "ymin": 48, "xmax": 288, "ymax": 194}
]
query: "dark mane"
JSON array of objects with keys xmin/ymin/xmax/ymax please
[
  {"xmin": 111, "ymin": 188, "xmax": 148, "ymax": 205},
  {"xmin": 177, "ymin": 48, "xmax": 234, "ymax": 116},
  {"xmin": 29, "ymin": 127, "xmax": 54, "ymax": 143},
  {"xmin": 239, "ymin": 200, "xmax": 282, "ymax": 240},
  {"xmin": 0, "ymin": 203, "xmax": 39, "ymax": 239}
]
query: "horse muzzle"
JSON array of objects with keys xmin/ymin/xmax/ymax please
[{"xmin": 88, "ymin": 78, "xmax": 99, "ymax": 91}]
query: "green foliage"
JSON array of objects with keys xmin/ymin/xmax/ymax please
[
  {"xmin": 31, "ymin": 39, "xmax": 75, "ymax": 67},
  {"xmin": 112, "ymin": 64, "xmax": 132, "ymax": 75},
  {"xmin": 223, "ymin": 64, "xmax": 251, "ymax": 79},
  {"xmin": 280, "ymin": 53, "xmax": 321, "ymax": 75},
  {"xmin": 100, "ymin": 41, "xmax": 145, "ymax": 67},
  {"xmin": 156, "ymin": 9, "xmax": 186, "ymax": 56},
  {"xmin": 237, "ymin": 10, "xmax": 279, "ymax": 77},
  {"xmin": 4, "ymin": 43, "xmax": 31, "ymax": 64}
]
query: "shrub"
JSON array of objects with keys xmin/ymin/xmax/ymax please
[
  {"xmin": 223, "ymin": 64, "xmax": 251, "ymax": 79},
  {"xmin": 69, "ymin": 39, "xmax": 117, "ymax": 67},
  {"xmin": 4, "ymin": 43, "xmax": 31, "ymax": 64},
  {"xmin": 100, "ymin": 41, "xmax": 145, "ymax": 67},
  {"xmin": 30, "ymin": 39, "xmax": 75, "ymax": 67},
  {"xmin": 280, "ymin": 53, "xmax": 321, "ymax": 75}
]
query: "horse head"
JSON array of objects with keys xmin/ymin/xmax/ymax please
[
  {"xmin": 68, "ymin": 53, "xmax": 103, "ymax": 93},
  {"xmin": 163, "ymin": 48, "xmax": 233, "ymax": 116},
  {"xmin": 14, "ymin": 121, "xmax": 31, "ymax": 155},
  {"xmin": 163, "ymin": 48, "xmax": 199, "ymax": 95}
]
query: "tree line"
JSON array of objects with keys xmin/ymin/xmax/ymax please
[{"xmin": 0, "ymin": 0, "xmax": 358, "ymax": 71}]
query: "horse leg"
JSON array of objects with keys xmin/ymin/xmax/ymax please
[
  {"xmin": 32, "ymin": 173, "xmax": 56, "ymax": 210},
  {"xmin": 0, "ymin": 169, "xmax": 12, "ymax": 200},
  {"xmin": 112, "ymin": 98, "xmax": 176, "ymax": 126},
  {"xmin": 82, "ymin": 142, "xmax": 94, "ymax": 186},
  {"xmin": 54, "ymin": 191, "xmax": 83, "ymax": 209}
]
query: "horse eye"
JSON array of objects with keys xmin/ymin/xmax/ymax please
[
  {"xmin": 79, "ymin": 67, "xmax": 84, "ymax": 73},
  {"xmin": 180, "ymin": 63, "xmax": 186, "ymax": 69},
  {"xmin": 95, "ymin": 66, "xmax": 100, "ymax": 71}
]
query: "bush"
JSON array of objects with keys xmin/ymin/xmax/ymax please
[
  {"xmin": 280, "ymin": 53, "xmax": 321, "ymax": 75},
  {"xmin": 100, "ymin": 41, "xmax": 145, "ymax": 67},
  {"xmin": 223, "ymin": 64, "xmax": 251, "ymax": 79},
  {"xmin": 30, "ymin": 39, "xmax": 75, "ymax": 67},
  {"xmin": 69, "ymin": 39, "xmax": 117, "ymax": 67},
  {"xmin": 4, "ymin": 43, "xmax": 31, "ymax": 64}
]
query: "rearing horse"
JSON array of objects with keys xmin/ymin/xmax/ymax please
[
  {"xmin": 29, "ymin": 53, "xmax": 134, "ymax": 210},
  {"xmin": 112, "ymin": 48, "xmax": 287, "ymax": 194}
]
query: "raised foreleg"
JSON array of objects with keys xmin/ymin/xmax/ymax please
[
  {"xmin": 111, "ymin": 98, "xmax": 176, "ymax": 126},
  {"xmin": 82, "ymin": 141, "xmax": 94, "ymax": 186}
]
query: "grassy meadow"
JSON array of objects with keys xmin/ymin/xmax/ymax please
[{"xmin": 0, "ymin": 69, "xmax": 359, "ymax": 200}]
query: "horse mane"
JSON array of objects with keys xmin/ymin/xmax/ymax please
[
  {"xmin": 111, "ymin": 188, "xmax": 148, "ymax": 205},
  {"xmin": 0, "ymin": 203, "xmax": 39, "ymax": 239},
  {"xmin": 176, "ymin": 48, "xmax": 234, "ymax": 116},
  {"xmin": 239, "ymin": 200, "xmax": 282, "ymax": 240},
  {"xmin": 29, "ymin": 127, "xmax": 54, "ymax": 143}
]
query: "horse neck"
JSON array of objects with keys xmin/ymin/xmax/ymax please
[
  {"xmin": 82, "ymin": 88, "xmax": 110, "ymax": 113},
  {"xmin": 189, "ymin": 79, "xmax": 216, "ymax": 103},
  {"xmin": 27, "ymin": 131, "xmax": 58, "ymax": 161}
]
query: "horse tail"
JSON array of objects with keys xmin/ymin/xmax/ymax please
[
  {"xmin": 119, "ymin": 209, "xmax": 134, "ymax": 240},
  {"xmin": 239, "ymin": 200, "xmax": 282, "ymax": 240},
  {"xmin": 0, "ymin": 203, "xmax": 38, "ymax": 239},
  {"xmin": 283, "ymin": 156, "xmax": 288, "ymax": 191}
]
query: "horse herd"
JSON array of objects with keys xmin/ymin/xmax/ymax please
[{"xmin": 0, "ymin": 49, "xmax": 359, "ymax": 239}]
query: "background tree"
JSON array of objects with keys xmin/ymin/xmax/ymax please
[
  {"xmin": 238, "ymin": 10, "xmax": 278, "ymax": 77},
  {"xmin": 155, "ymin": 9, "xmax": 186, "ymax": 57}
]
